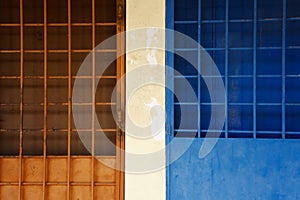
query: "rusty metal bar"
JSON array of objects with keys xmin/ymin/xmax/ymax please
[
  {"xmin": 116, "ymin": 0, "xmax": 125, "ymax": 199},
  {"xmin": 94, "ymin": 49, "xmax": 117, "ymax": 53},
  {"xmin": 0, "ymin": 182, "xmax": 116, "ymax": 186},
  {"xmin": 75, "ymin": 129, "xmax": 117, "ymax": 132},
  {"xmin": 0, "ymin": 22, "xmax": 117, "ymax": 27},
  {"xmin": 43, "ymin": 0, "xmax": 48, "ymax": 199},
  {"xmin": 67, "ymin": 0, "xmax": 71, "ymax": 199},
  {"xmin": 74, "ymin": 75, "xmax": 117, "ymax": 79},
  {"xmin": 0, "ymin": 75, "xmax": 117, "ymax": 79},
  {"xmin": 0, "ymin": 49, "xmax": 117, "ymax": 53},
  {"xmin": 0, "ymin": 23, "xmax": 20, "ymax": 26},
  {"xmin": 0, "ymin": 76, "xmax": 20, "ymax": 79},
  {"xmin": 23, "ymin": 50, "xmax": 44, "ymax": 53},
  {"xmin": 92, "ymin": 0, "xmax": 96, "ymax": 199},
  {"xmin": 47, "ymin": 50, "xmax": 68, "ymax": 53},
  {"xmin": 0, "ymin": 50, "xmax": 21, "ymax": 53},
  {"xmin": 19, "ymin": 0, "xmax": 24, "ymax": 199},
  {"xmin": 0, "ymin": 102, "xmax": 116, "ymax": 107},
  {"xmin": 0, "ymin": 128, "xmax": 117, "ymax": 132},
  {"xmin": 0, "ymin": 155, "xmax": 116, "ymax": 158}
]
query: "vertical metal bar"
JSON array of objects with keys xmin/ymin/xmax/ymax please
[
  {"xmin": 19, "ymin": 0, "xmax": 24, "ymax": 199},
  {"xmin": 91, "ymin": 0, "xmax": 95, "ymax": 199},
  {"xmin": 116, "ymin": 1, "xmax": 120, "ymax": 199},
  {"xmin": 165, "ymin": 0, "xmax": 174, "ymax": 139},
  {"xmin": 166, "ymin": 0, "xmax": 174, "ymax": 198},
  {"xmin": 116, "ymin": 1, "xmax": 125, "ymax": 199},
  {"xmin": 197, "ymin": 0, "xmax": 201, "ymax": 138},
  {"xmin": 225, "ymin": 0, "xmax": 229, "ymax": 138},
  {"xmin": 253, "ymin": 0, "xmax": 257, "ymax": 139},
  {"xmin": 67, "ymin": 0, "xmax": 71, "ymax": 199},
  {"xmin": 282, "ymin": 0, "xmax": 286, "ymax": 139},
  {"xmin": 43, "ymin": 0, "xmax": 48, "ymax": 198},
  {"xmin": 119, "ymin": 36, "xmax": 125, "ymax": 200}
]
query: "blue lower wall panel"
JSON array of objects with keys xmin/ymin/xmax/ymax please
[{"xmin": 169, "ymin": 139, "xmax": 300, "ymax": 200}]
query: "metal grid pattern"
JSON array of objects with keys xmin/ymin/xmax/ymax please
[
  {"xmin": 166, "ymin": 0, "xmax": 300, "ymax": 139},
  {"xmin": 0, "ymin": 0, "xmax": 125, "ymax": 199}
]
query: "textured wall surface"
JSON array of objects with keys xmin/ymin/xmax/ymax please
[
  {"xmin": 169, "ymin": 139, "xmax": 300, "ymax": 199},
  {"xmin": 126, "ymin": 0, "xmax": 166, "ymax": 200}
]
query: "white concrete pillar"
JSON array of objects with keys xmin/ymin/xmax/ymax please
[{"xmin": 126, "ymin": 0, "xmax": 166, "ymax": 199}]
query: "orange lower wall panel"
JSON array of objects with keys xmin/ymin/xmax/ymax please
[{"xmin": 0, "ymin": 157, "xmax": 116, "ymax": 200}]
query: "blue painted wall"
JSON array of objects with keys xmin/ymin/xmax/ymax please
[
  {"xmin": 169, "ymin": 139, "xmax": 300, "ymax": 199},
  {"xmin": 166, "ymin": 0, "xmax": 300, "ymax": 199}
]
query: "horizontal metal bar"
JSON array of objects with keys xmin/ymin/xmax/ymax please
[
  {"xmin": 201, "ymin": 18, "xmax": 289, "ymax": 23},
  {"xmin": 174, "ymin": 75, "xmax": 198, "ymax": 78},
  {"xmin": 0, "ymin": 23, "xmax": 117, "ymax": 27},
  {"xmin": 2, "ymin": 74, "xmax": 289, "ymax": 79},
  {"xmin": 286, "ymin": 46, "xmax": 300, "ymax": 49},
  {"xmin": 228, "ymin": 103, "xmax": 255, "ymax": 106},
  {"xmin": 286, "ymin": 75, "xmax": 300, "ymax": 77},
  {"xmin": 0, "ymin": 129, "xmax": 117, "ymax": 132},
  {"xmin": 201, "ymin": 48, "xmax": 224, "ymax": 51},
  {"xmin": 173, "ymin": 102, "xmax": 299, "ymax": 106},
  {"xmin": 175, "ymin": 46, "xmax": 296, "ymax": 51},
  {"xmin": 174, "ymin": 102, "xmax": 225, "ymax": 106},
  {"xmin": 258, "ymin": 47, "xmax": 283, "ymax": 50},
  {"xmin": 0, "ymin": 49, "xmax": 117, "ymax": 53},
  {"xmin": 0, "ymin": 75, "xmax": 117, "ymax": 79},
  {"xmin": 205, "ymin": 47, "xmax": 284, "ymax": 50},
  {"xmin": 224, "ymin": 130, "xmax": 253, "ymax": 133},
  {"xmin": 174, "ymin": 75, "xmax": 254, "ymax": 78},
  {"xmin": 73, "ymin": 128, "xmax": 117, "ymax": 132},
  {"xmin": 286, "ymin": 132, "xmax": 300, "ymax": 135},
  {"xmin": 172, "ymin": 75, "xmax": 292, "ymax": 79},
  {"xmin": 201, "ymin": 20, "xmax": 226, "ymax": 23},
  {"xmin": 175, "ymin": 130, "xmax": 254, "ymax": 133},
  {"xmin": 256, "ymin": 75, "xmax": 282, "ymax": 78},
  {"xmin": 287, "ymin": 17, "xmax": 300, "ymax": 21},
  {"xmin": 174, "ymin": 20, "xmax": 197, "ymax": 24},
  {"xmin": 0, "ymin": 103, "xmax": 116, "ymax": 107},
  {"xmin": 0, "ymin": 155, "xmax": 116, "ymax": 158},
  {"xmin": 0, "ymin": 182, "xmax": 117, "ymax": 186},
  {"xmin": 256, "ymin": 103, "xmax": 282, "ymax": 106},
  {"xmin": 174, "ymin": 48, "xmax": 198, "ymax": 51},
  {"xmin": 256, "ymin": 131, "xmax": 282, "ymax": 134},
  {"xmin": 174, "ymin": 129, "xmax": 197, "ymax": 132},
  {"xmin": 174, "ymin": 102, "xmax": 198, "ymax": 105},
  {"xmin": 175, "ymin": 18, "xmax": 293, "ymax": 25},
  {"xmin": 0, "ymin": 129, "xmax": 20, "ymax": 132}
]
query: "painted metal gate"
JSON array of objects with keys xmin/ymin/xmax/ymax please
[
  {"xmin": 0, "ymin": 0, "xmax": 125, "ymax": 199},
  {"xmin": 166, "ymin": 0, "xmax": 300, "ymax": 199}
]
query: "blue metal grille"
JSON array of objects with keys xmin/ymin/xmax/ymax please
[{"xmin": 166, "ymin": 0, "xmax": 300, "ymax": 139}]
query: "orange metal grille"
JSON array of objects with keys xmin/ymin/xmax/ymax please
[{"xmin": 0, "ymin": 0, "xmax": 125, "ymax": 199}]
